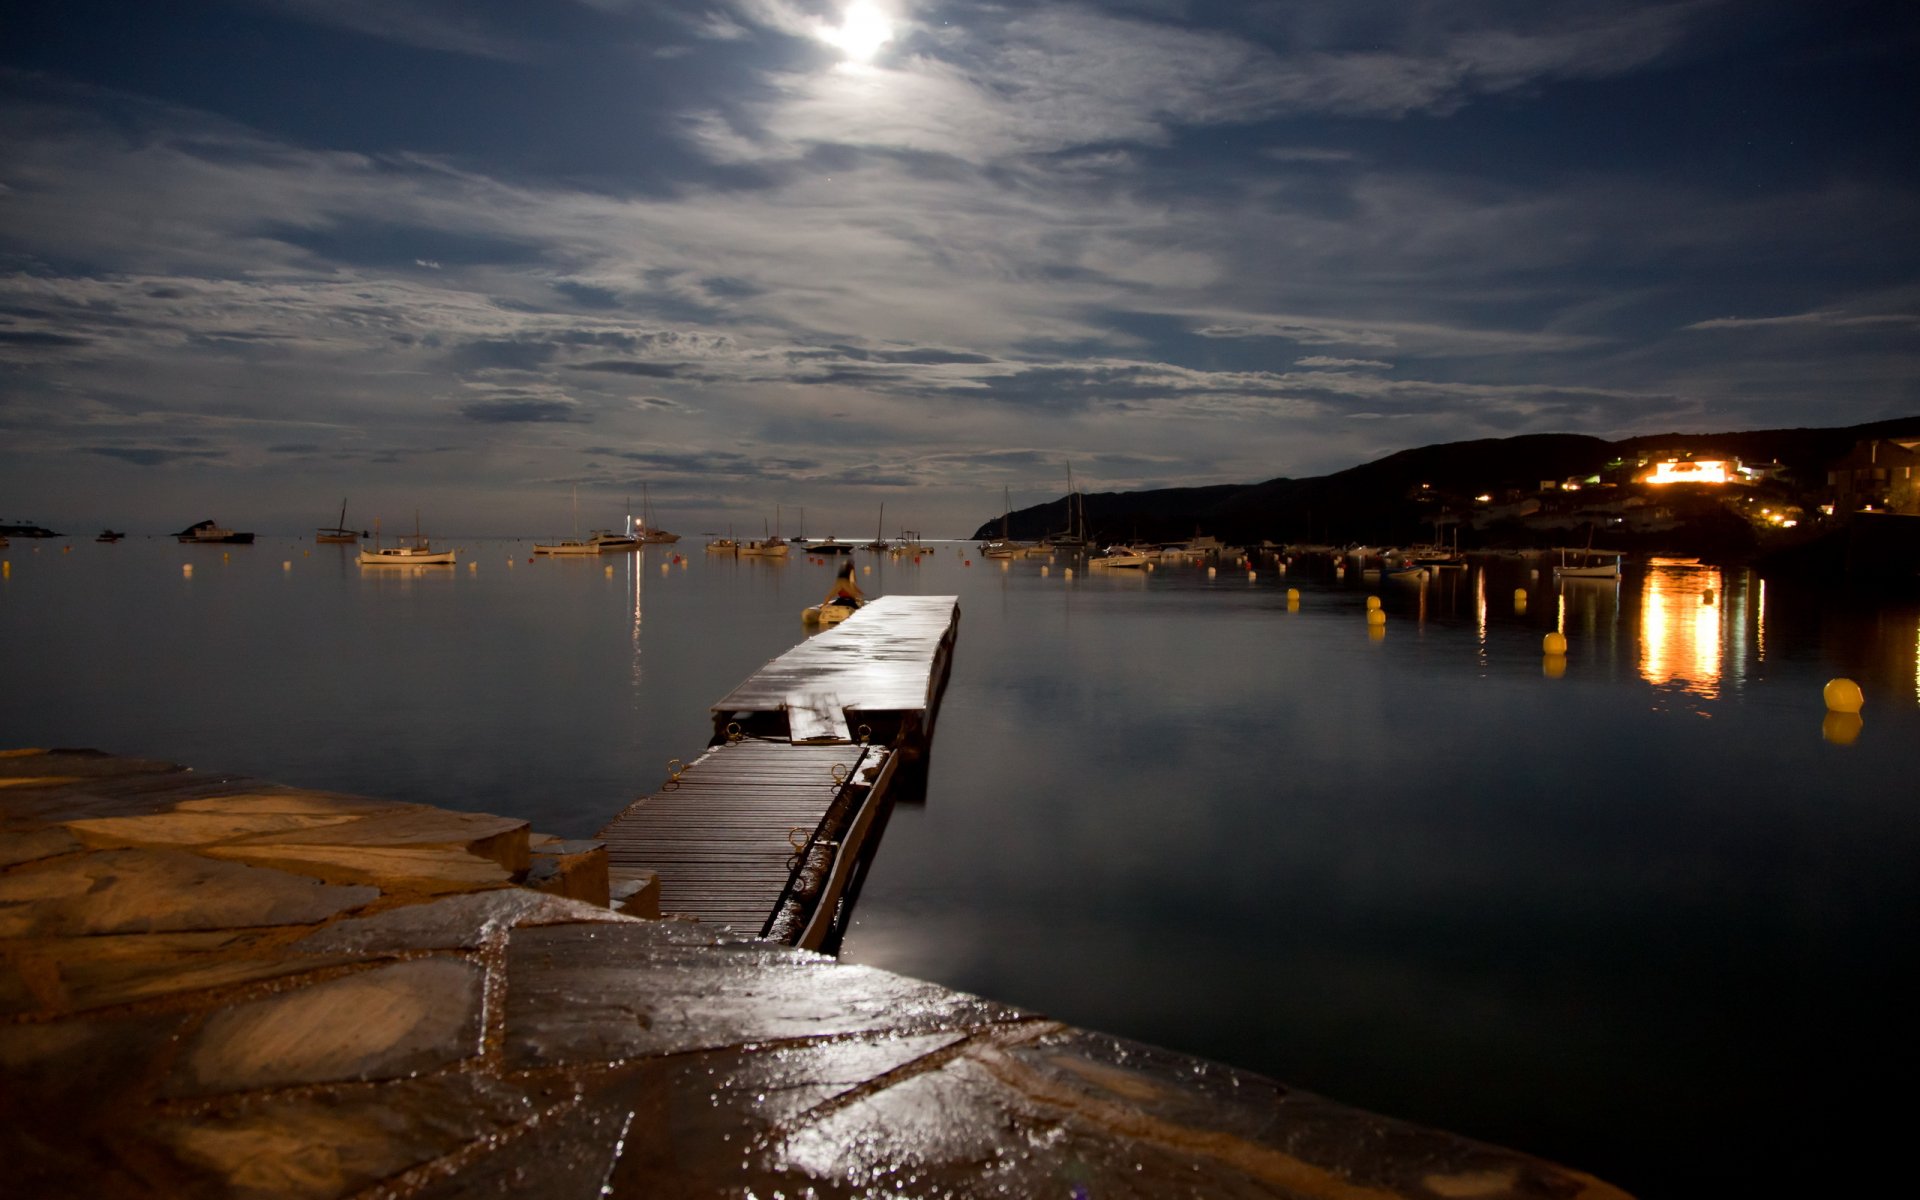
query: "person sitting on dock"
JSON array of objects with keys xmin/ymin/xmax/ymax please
[{"xmin": 823, "ymin": 561, "xmax": 866, "ymax": 609}]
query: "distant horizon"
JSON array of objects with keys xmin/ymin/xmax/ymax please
[{"xmin": 7, "ymin": 410, "xmax": 1912, "ymax": 537}]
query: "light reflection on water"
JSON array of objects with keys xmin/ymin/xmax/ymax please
[
  {"xmin": 1639, "ymin": 559, "xmax": 1725, "ymax": 698},
  {"xmin": 3, "ymin": 538, "xmax": 1918, "ymax": 1197}
]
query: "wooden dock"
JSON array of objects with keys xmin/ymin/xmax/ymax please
[
  {"xmin": 709, "ymin": 594, "xmax": 962, "ymax": 748},
  {"xmin": 599, "ymin": 595, "xmax": 959, "ymax": 948}
]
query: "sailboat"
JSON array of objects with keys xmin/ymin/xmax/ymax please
[
  {"xmin": 741, "ymin": 506, "xmax": 790, "ymax": 557},
  {"xmin": 534, "ymin": 487, "xmax": 598, "ymax": 555},
  {"xmin": 316, "ymin": 499, "xmax": 361, "ymax": 544},
  {"xmin": 634, "ymin": 483, "xmax": 679, "ymax": 544},
  {"xmin": 360, "ymin": 513, "xmax": 457, "ymax": 565},
  {"xmin": 1553, "ymin": 524, "xmax": 1624, "ymax": 579},
  {"xmin": 979, "ymin": 488, "xmax": 1021, "ymax": 558},
  {"xmin": 863, "ymin": 503, "xmax": 890, "ymax": 551},
  {"xmin": 1040, "ymin": 463, "xmax": 1088, "ymax": 549}
]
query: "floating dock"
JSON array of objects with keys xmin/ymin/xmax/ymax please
[{"xmin": 599, "ymin": 595, "xmax": 960, "ymax": 949}]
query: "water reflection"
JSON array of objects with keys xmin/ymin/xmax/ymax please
[{"xmin": 1639, "ymin": 559, "xmax": 1724, "ymax": 697}]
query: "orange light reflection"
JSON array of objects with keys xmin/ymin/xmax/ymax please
[{"xmin": 1639, "ymin": 560, "xmax": 1723, "ymax": 697}]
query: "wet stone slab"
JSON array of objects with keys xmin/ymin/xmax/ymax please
[
  {"xmin": 2, "ymin": 748, "xmax": 1634, "ymax": 1199},
  {"xmin": 0, "ymin": 847, "xmax": 380, "ymax": 939},
  {"xmin": 501, "ymin": 921, "xmax": 1027, "ymax": 1070},
  {"xmin": 168, "ymin": 958, "xmax": 485, "ymax": 1097}
]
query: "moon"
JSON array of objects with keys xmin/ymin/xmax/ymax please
[{"xmin": 821, "ymin": 2, "xmax": 894, "ymax": 62}]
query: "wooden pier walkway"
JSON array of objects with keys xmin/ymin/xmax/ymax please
[
  {"xmin": 710, "ymin": 594, "xmax": 962, "ymax": 746},
  {"xmin": 599, "ymin": 595, "xmax": 959, "ymax": 946}
]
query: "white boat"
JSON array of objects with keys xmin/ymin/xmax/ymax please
[
  {"xmin": 1088, "ymin": 545, "xmax": 1151, "ymax": 569},
  {"xmin": 743, "ymin": 507, "xmax": 791, "ymax": 556},
  {"xmin": 589, "ymin": 529, "xmax": 639, "ymax": 552},
  {"xmin": 1385, "ymin": 565, "xmax": 1429, "ymax": 582},
  {"xmin": 1553, "ymin": 547, "xmax": 1624, "ymax": 579},
  {"xmin": 535, "ymin": 487, "xmax": 599, "ymax": 555},
  {"xmin": 360, "ymin": 516, "xmax": 455, "ymax": 565},
  {"xmin": 978, "ymin": 488, "xmax": 1027, "ymax": 558},
  {"xmin": 360, "ymin": 543, "xmax": 457, "ymax": 566},
  {"xmin": 893, "ymin": 531, "xmax": 934, "ymax": 555},
  {"xmin": 801, "ymin": 602, "xmax": 857, "ymax": 625}
]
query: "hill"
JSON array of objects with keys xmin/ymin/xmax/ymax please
[{"xmin": 969, "ymin": 418, "xmax": 1920, "ymax": 546}]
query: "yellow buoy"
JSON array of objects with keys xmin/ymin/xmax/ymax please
[
  {"xmin": 1543, "ymin": 654, "xmax": 1567, "ymax": 679},
  {"xmin": 863, "ymin": 565, "xmax": 871, "ymax": 574},
  {"xmin": 2, "ymin": 562, "xmax": 9, "ymax": 578},
  {"xmin": 1063, "ymin": 567, "xmax": 1073, "ymax": 579},
  {"xmin": 1247, "ymin": 570, "xmax": 1257, "ymax": 581},
  {"xmin": 605, "ymin": 564, "xmax": 614, "ymax": 577},
  {"xmin": 1041, "ymin": 565, "xmax": 1050, "ymax": 576},
  {"xmin": 1366, "ymin": 595, "xmax": 1381, "ymax": 611},
  {"xmin": 1277, "ymin": 562, "xmax": 1287, "ymax": 575},
  {"xmin": 1822, "ymin": 678, "xmax": 1864, "ymax": 714},
  {"xmin": 182, "ymin": 564, "xmax": 192, "ymax": 577},
  {"xmin": 660, "ymin": 562, "xmax": 670, "ymax": 574},
  {"xmin": 1821, "ymin": 711, "xmax": 1863, "ymax": 746},
  {"xmin": 469, "ymin": 561, "xmax": 478, "ymax": 572},
  {"xmin": 1286, "ymin": 588, "xmax": 1300, "ymax": 602},
  {"xmin": 1207, "ymin": 566, "xmax": 1217, "ymax": 578},
  {"xmin": 1513, "ymin": 588, "xmax": 1527, "ymax": 602},
  {"xmin": 222, "ymin": 552, "xmax": 230, "ymax": 563},
  {"xmin": 1366, "ymin": 608, "xmax": 1386, "ymax": 626},
  {"xmin": 1543, "ymin": 631, "xmax": 1568, "ymax": 655},
  {"xmin": 282, "ymin": 561, "xmax": 291, "ymax": 571}
]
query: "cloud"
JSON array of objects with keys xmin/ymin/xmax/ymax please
[
  {"xmin": 567, "ymin": 360, "xmax": 686, "ymax": 377},
  {"xmin": 0, "ymin": 330, "xmax": 91, "ymax": 347},
  {"xmin": 1297, "ymin": 356, "xmax": 1393, "ymax": 370},
  {"xmin": 1683, "ymin": 310, "xmax": 1920, "ymax": 332},
  {"xmin": 240, "ymin": 0, "xmax": 543, "ymax": 60},
  {"xmin": 458, "ymin": 397, "xmax": 587, "ymax": 423},
  {"xmin": 86, "ymin": 446, "xmax": 229, "ymax": 466}
]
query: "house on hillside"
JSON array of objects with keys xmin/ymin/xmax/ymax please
[{"xmin": 1827, "ymin": 438, "xmax": 1920, "ymax": 514}]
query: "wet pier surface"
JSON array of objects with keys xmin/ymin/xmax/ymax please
[
  {"xmin": 710, "ymin": 593, "xmax": 961, "ymax": 747},
  {"xmin": 1, "ymin": 747, "xmax": 1628, "ymax": 1198},
  {"xmin": 598, "ymin": 595, "xmax": 959, "ymax": 946},
  {"xmin": 598, "ymin": 739, "xmax": 887, "ymax": 935}
]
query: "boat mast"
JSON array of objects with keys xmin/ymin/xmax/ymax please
[{"xmin": 1003, "ymin": 487, "xmax": 1011, "ymax": 541}]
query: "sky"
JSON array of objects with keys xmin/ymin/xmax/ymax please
[{"xmin": 3, "ymin": 0, "xmax": 1918, "ymax": 537}]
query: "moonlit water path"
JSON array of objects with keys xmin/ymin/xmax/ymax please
[{"xmin": 4, "ymin": 536, "xmax": 1915, "ymax": 1196}]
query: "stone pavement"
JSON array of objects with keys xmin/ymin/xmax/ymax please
[{"xmin": 1, "ymin": 748, "xmax": 1630, "ymax": 1198}]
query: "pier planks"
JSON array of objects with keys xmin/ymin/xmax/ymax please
[
  {"xmin": 602, "ymin": 595, "xmax": 958, "ymax": 936},
  {"xmin": 597, "ymin": 740, "xmax": 878, "ymax": 931}
]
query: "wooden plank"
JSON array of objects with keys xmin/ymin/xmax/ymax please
[{"xmin": 596, "ymin": 740, "xmax": 883, "ymax": 930}]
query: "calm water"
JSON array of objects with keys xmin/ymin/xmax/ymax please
[{"xmin": 5, "ymin": 536, "xmax": 1917, "ymax": 1196}]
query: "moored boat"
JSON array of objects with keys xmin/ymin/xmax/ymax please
[
  {"xmin": 1088, "ymin": 545, "xmax": 1151, "ymax": 569},
  {"xmin": 360, "ymin": 514, "xmax": 456, "ymax": 565},
  {"xmin": 316, "ymin": 499, "xmax": 361, "ymax": 543},
  {"xmin": 96, "ymin": 530, "xmax": 125, "ymax": 543},
  {"xmin": 1553, "ymin": 547, "xmax": 1625, "ymax": 579},
  {"xmin": 175, "ymin": 520, "xmax": 255, "ymax": 544}
]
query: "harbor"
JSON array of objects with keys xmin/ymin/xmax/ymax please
[
  {"xmin": 4, "ymin": 537, "xmax": 1918, "ymax": 1196},
  {"xmin": 2, "ymin": 587, "xmax": 1628, "ymax": 1198}
]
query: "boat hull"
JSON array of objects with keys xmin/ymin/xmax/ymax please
[{"xmin": 360, "ymin": 548, "xmax": 457, "ymax": 565}]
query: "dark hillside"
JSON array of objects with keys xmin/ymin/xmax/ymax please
[{"xmin": 969, "ymin": 419, "xmax": 1920, "ymax": 545}]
